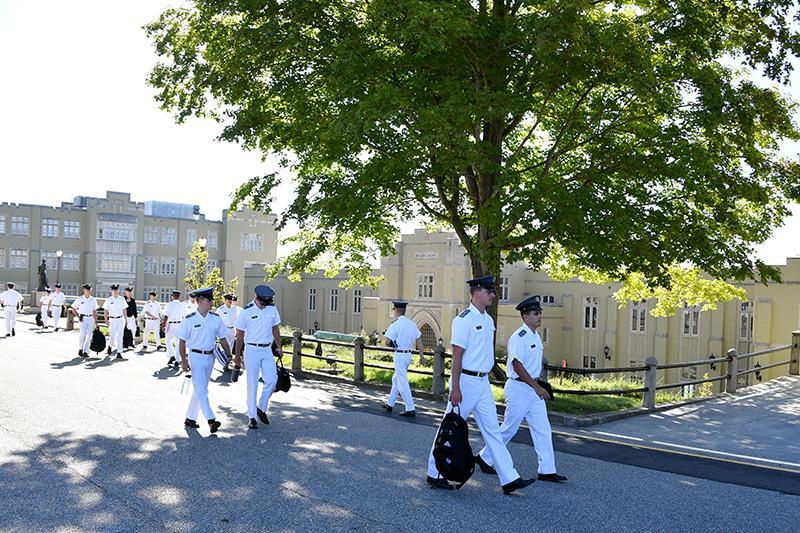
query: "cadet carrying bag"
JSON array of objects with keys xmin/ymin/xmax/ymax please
[{"xmin": 432, "ymin": 406, "xmax": 475, "ymax": 489}]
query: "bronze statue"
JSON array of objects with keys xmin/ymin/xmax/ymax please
[{"xmin": 37, "ymin": 259, "xmax": 49, "ymax": 291}]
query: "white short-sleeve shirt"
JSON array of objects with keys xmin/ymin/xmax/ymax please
[
  {"xmin": 143, "ymin": 301, "xmax": 162, "ymax": 320},
  {"xmin": 102, "ymin": 295, "xmax": 127, "ymax": 318},
  {"xmin": 506, "ymin": 324, "xmax": 543, "ymax": 380},
  {"xmin": 39, "ymin": 295, "xmax": 51, "ymax": 309},
  {"xmin": 217, "ymin": 304, "xmax": 240, "ymax": 329},
  {"xmin": 384, "ymin": 315, "xmax": 421, "ymax": 352},
  {"xmin": 450, "ymin": 303, "xmax": 496, "ymax": 373},
  {"xmin": 164, "ymin": 300, "xmax": 185, "ymax": 322},
  {"xmin": 72, "ymin": 295, "xmax": 98, "ymax": 316},
  {"xmin": 176, "ymin": 311, "xmax": 229, "ymax": 351},
  {"xmin": 50, "ymin": 292, "xmax": 66, "ymax": 308},
  {"xmin": 234, "ymin": 302, "xmax": 281, "ymax": 345},
  {"xmin": 0, "ymin": 289, "xmax": 23, "ymax": 307}
]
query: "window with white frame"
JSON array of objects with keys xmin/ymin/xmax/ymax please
[
  {"xmin": 0, "ymin": 214, "xmax": 5, "ymax": 234},
  {"xmin": 41, "ymin": 218, "xmax": 59, "ymax": 238},
  {"xmin": 240, "ymin": 233, "xmax": 263, "ymax": 252},
  {"xmin": 308, "ymin": 288, "xmax": 317, "ymax": 311},
  {"xmin": 416, "ymin": 273, "xmax": 434, "ymax": 299},
  {"xmin": 11, "ymin": 216, "xmax": 29, "ymax": 235},
  {"xmin": 499, "ymin": 276, "xmax": 510, "ymax": 301},
  {"xmin": 631, "ymin": 301, "xmax": 647, "ymax": 334},
  {"xmin": 64, "ymin": 220, "xmax": 80, "ymax": 239},
  {"xmin": 739, "ymin": 301, "xmax": 753, "ymax": 341},
  {"xmin": 582, "ymin": 355, "xmax": 597, "ymax": 369},
  {"xmin": 14, "ymin": 282, "xmax": 27, "ymax": 293},
  {"xmin": 97, "ymin": 254, "xmax": 135, "ymax": 273},
  {"xmin": 62, "ymin": 283, "xmax": 78, "ymax": 296},
  {"xmin": 186, "ymin": 228, "xmax": 198, "ymax": 247},
  {"xmin": 207, "ymin": 259, "xmax": 220, "ymax": 273},
  {"xmin": 0, "ymin": 248, "xmax": 5, "ymax": 268},
  {"xmin": 353, "ymin": 289, "xmax": 362, "ymax": 314},
  {"xmin": 143, "ymin": 256, "xmax": 158, "ymax": 274},
  {"xmin": 97, "ymin": 220, "xmax": 136, "ymax": 241},
  {"xmin": 541, "ymin": 327, "xmax": 550, "ymax": 344},
  {"xmin": 330, "ymin": 288, "xmax": 339, "ymax": 312},
  {"xmin": 542, "ymin": 294, "xmax": 556, "ymax": 305},
  {"xmin": 143, "ymin": 286, "xmax": 158, "ymax": 300},
  {"xmin": 10, "ymin": 249, "xmax": 28, "ymax": 269},
  {"xmin": 144, "ymin": 226, "xmax": 160, "ymax": 244},
  {"xmin": 159, "ymin": 287, "xmax": 173, "ymax": 303},
  {"xmin": 160, "ymin": 257, "xmax": 176, "ymax": 275},
  {"xmin": 207, "ymin": 230, "xmax": 218, "ymax": 249},
  {"xmin": 162, "ymin": 227, "xmax": 177, "ymax": 246},
  {"xmin": 682, "ymin": 305, "xmax": 700, "ymax": 336},
  {"xmin": 41, "ymin": 251, "xmax": 57, "ymax": 271},
  {"xmin": 583, "ymin": 296, "xmax": 599, "ymax": 330},
  {"xmin": 62, "ymin": 252, "xmax": 79, "ymax": 271}
]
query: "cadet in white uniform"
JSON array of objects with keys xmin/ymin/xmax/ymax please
[
  {"xmin": 234, "ymin": 285, "xmax": 283, "ymax": 429},
  {"xmin": 38, "ymin": 288, "xmax": 52, "ymax": 329},
  {"xmin": 48, "ymin": 284, "xmax": 66, "ymax": 331},
  {"xmin": 426, "ymin": 276, "xmax": 534, "ymax": 494},
  {"xmin": 184, "ymin": 293, "xmax": 198, "ymax": 316},
  {"xmin": 216, "ymin": 294, "xmax": 239, "ymax": 361},
  {"xmin": 162, "ymin": 290, "xmax": 185, "ymax": 368},
  {"xmin": 141, "ymin": 291, "xmax": 162, "ymax": 351},
  {"xmin": 475, "ymin": 296, "xmax": 567, "ymax": 483},
  {"xmin": 177, "ymin": 286, "xmax": 233, "ymax": 433},
  {"xmin": 0, "ymin": 282, "xmax": 24, "ymax": 336},
  {"xmin": 72, "ymin": 284, "xmax": 98, "ymax": 357},
  {"xmin": 381, "ymin": 300, "xmax": 423, "ymax": 417},
  {"xmin": 102, "ymin": 284, "xmax": 127, "ymax": 359}
]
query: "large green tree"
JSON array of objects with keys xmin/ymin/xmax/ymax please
[{"xmin": 147, "ymin": 1, "xmax": 800, "ymax": 316}]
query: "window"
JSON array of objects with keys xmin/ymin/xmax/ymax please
[
  {"xmin": 10, "ymin": 249, "xmax": 28, "ymax": 269},
  {"xmin": 582, "ymin": 355, "xmax": 597, "ymax": 369},
  {"xmin": 144, "ymin": 226, "xmax": 160, "ymax": 244},
  {"xmin": 97, "ymin": 254, "xmax": 135, "ymax": 273},
  {"xmin": 682, "ymin": 305, "xmax": 700, "ymax": 336},
  {"xmin": 0, "ymin": 248, "xmax": 5, "ymax": 268},
  {"xmin": 143, "ymin": 256, "xmax": 158, "ymax": 274},
  {"xmin": 143, "ymin": 287, "xmax": 158, "ymax": 300},
  {"xmin": 42, "ymin": 218, "xmax": 59, "ymax": 238},
  {"xmin": 187, "ymin": 228, "xmax": 198, "ymax": 247},
  {"xmin": 631, "ymin": 301, "xmax": 646, "ymax": 334},
  {"xmin": 0, "ymin": 214, "xmax": 5, "ymax": 234},
  {"xmin": 41, "ymin": 251, "xmax": 58, "ymax": 270},
  {"xmin": 542, "ymin": 294, "xmax": 556, "ymax": 305},
  {"xmin": 11, "ymin": 216, "xmax": 29, "ymax": 235},
  {"xmin": 207, "ymin": 259, "xmax": 220, "ymax": 273},
  {"xmin": 64, "ymin": 220, "xmax": 80, "ymax": 239},
  {"xmin": 240, "ymin": 232, "xmax": 263, "ymax": 252},
  {"xmin": 309, "ymin": 288, "xmax": 317, "ymax": 311},
  {"xmin": 62, "ymin": 283, "xmax": 78, "ymax": 296},
  {"xmin": 541, "ymin": 327, "xmax": 550, "ymax": 344},
  {"xmin": 330, "ymin": 288, "xmax": 339, "ymax": 312},
  {"xmin": 62, "ymin": 252, "xmax": 79, "ymax": 271},
  {"xmin": 159, "ymin": 287, "xmax": 173, "ymax": 303},
  {"xmin": 353, "ymin": 289, "xmax": 362, "ymax": 314},
  {"xmin": 583, "ymin": 296, "xmax": 598, "ymax": 330},
  {"xmin": 417, "ymin": 273, "xmax": 434, "ymax": 299},
  {"xmin": 499, "ymin": 276, "xmax": 510, "ymax": 301},
  {"xmin": 97, "ymin": 221, "xmax": 136, "ymax": 241},
  {"xmin": 739, "ymin": 301, "xmax": 753, "ymax": 341},
  {"xmin": 14, "ymin": 282, "xmax": 27, "ymax": 293},
  {"xmin": 160, "ymin": 257, "xmax": 176, "ymax": 275},
  {"xmin": 207, "ymin": 230, "xmax": 218, "ymax": 249},
  {"xmin": 162, "ymin": 227, "xmax": 177, "ymax": 246}
]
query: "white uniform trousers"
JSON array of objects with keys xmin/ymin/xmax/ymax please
[
  {"xmin": 107, "ymin": 317, "xmax": 125, "ymax": 354},
  {"xmin": 4, "ymin": 307, "xmax": 17, "ymax": 334},
  {"xmin": 47, "ymin": 308, "xmax": 61, "ymax": 329},
  {"xmin": 387, "ymin": 352, "xmax": 415, "ymax": 411},
  {"xmin": 478, "ymin": 379, "xmax": 556, "ymax": 474},
  {"xmin": 78, "ymin": 316, "xmax": 95, "ymax": 353},
  {"xmin": 245, "ymin": 345, "xmax": 278, "ymax": 419},
  {"xmin": 224, "ymin": 327, "xmax": 236, "ymax": 355},
  {"xmin": 143, "ymin": 318, "xmax": 161, "ymax": 347},
  {"xmin": 126, "ymin": 316, "xmax": 137, "ymax": 338},
  {"xmin": 427, "ymin": 374, "xmax": 520, "ymax": 485},
  {"xmin": 166, "ymin": 322, "xmax": 182, "ymax": 362},
  {"xmin": 185, "ymin": 352, "xmax": 216, "ymax": 421}
]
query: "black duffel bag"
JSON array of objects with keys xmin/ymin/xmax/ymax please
[
  {"xmin": 275, "ymin": 357, "xmax": 291, "ymax": 393},
  {"xmin": 90, "ymin": 328, "xmax": 106, "ymax": 353}
]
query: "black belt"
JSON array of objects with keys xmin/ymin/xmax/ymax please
[
  {"xmin": 395, "ymin": 349, "xmax": 412, "ymax": 353},
  {"xmin": 168, "ymin": 321, "xmax": 181, "ymax": 324},
  {"xmin": 80, "ymin": 314, "xmax": 93, "ymax": 318},
  {"xmin": 108, "ymin": 315, "xmax": 123, "ymax": 319},
  {"xmin": 462, "ymin": 369, "xmax": 489, "ymax": 377},
  {"xmin": 226, "ymin": 326, "xmax": 235, "ymax": 329},
  {"xmin": 146, "ymin": 317, "xmax": 159, "ymax": 320},
  {"xmin": 246, "ymin": 342, "xmax": 272, "ymax": 347},
  {"xmin": 190, "ymin": 348, "xmax": 214, "ymax": 355}
]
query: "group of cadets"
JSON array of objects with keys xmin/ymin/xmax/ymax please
[
  {"xmin": 36, "ymin": 284, "xmax": 67, "ymax": 330},
  {"xmin": 2, "ymin": 275, "xmax": 566, "ymax": 495}
]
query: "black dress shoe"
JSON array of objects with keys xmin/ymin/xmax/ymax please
[
  {"xmin": 54, "ymin": 328, "xmax": 59, "ymax": 332},
  {"xmin": 167, "ymin": 356, "xmax": 176, "ymax": 366},
  {"xmin": 107, "ymin": 347, "xmax": 112, "ymax": 355},
  {"xmin": 426, "ymin": 476, "xmax": 454, "ymax": 490},
  {"xmin": 4, "ymin": 334, "xmax": 9, "ymax": 337},
  {"xmin": 184, "ymin": 418, "xmax": 200, "ymax": 428},
  {"xmin": 11, "ymin": 329, "xmax": 15, "ymax": 336},
  {"xmin": 381, "ymin": 403, "xmax": 393, "ymax": 413},
  {"xmin": 399, "ymin": 410, "xmax": 416, "ymax": 417},
  {"xmin": 80, "ymin": 351, "xmax": 89, "ymax": 358},
  {"xmin": 208, "ymin": 419, "xmax": 221, "ymax": 433},
  {"xmin": 537, "ymin": 473, "xmax": 568, "ymax": 483},
  {"xmin": 257, "ymin": 408, "xmax": 269, "ymax": 425},
  {"xmin": 502, "ymin": 477, "xmax": 535, "ymax": 495},
  {"xmin": 248, "ymin": 418, "xmax": 258, "ymax": 429},
  {"xmin": 475, "ymin": 454, "xmax": 497, "ymax": 475},
  {"xmin": 115, "ymin": 353, "xmax": 124, "ymax": 360},
  {"xmin": 78, "ymin": 349, "xmax": 83, "ymax": 357}
]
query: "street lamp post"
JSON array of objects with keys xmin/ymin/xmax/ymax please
[
  {"xmin": 56, "ymin": 250, "xmax": 63, "ymax": 286},
  {"xmin": 196, "ymin": 237, "xmax": 208, "ymax": 284}
]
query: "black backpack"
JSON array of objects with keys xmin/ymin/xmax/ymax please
[{"xmin": 432, "ymin": 407, "xmax": 475, "ymax": 489}]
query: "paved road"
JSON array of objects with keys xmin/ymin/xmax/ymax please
[{"xmin": 1, "ymin": 318, "xmax": 798, "ymax": 532}]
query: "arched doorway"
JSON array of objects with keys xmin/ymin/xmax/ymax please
[{"xmin": 419, "ymin": 323, "xmax": 438, "ymax": 350}]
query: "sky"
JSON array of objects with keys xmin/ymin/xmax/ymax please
[{"xmin": 0, "ymin": 1, "xmax": 798, "ymax": 265}]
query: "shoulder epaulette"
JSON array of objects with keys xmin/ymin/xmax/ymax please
[
  {"xmin": 185, "ymin": 312, "xmax": 196, "ymax": 318},
  {"xmin": 244, "ymin": 302, "xmax": 254, "ymax": 309},
  {"xmin": 459, "ymin": 309, "xmax": 471, "ymax": 318},
  {"xmin": 209, "ymin": 311, "xmax": 218, "ymax": 316},
  {"xmin": 518, "ymin": 329, "xmax": 527, "ymax": 337}
]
